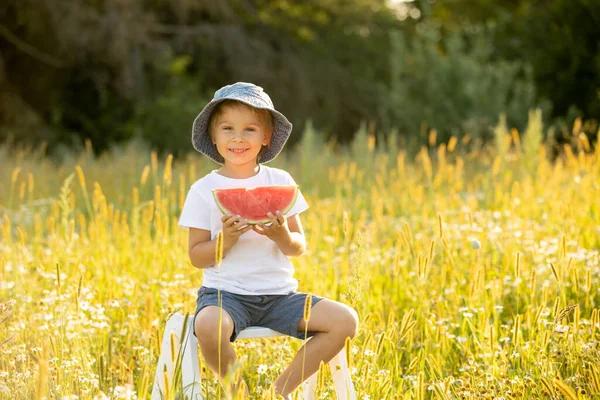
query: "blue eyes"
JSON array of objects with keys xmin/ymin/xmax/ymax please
[{"xmin": 222, "ymin": 127, "xmax": 257, "ymax": 133}]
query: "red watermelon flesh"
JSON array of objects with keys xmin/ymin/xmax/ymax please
[{"xmin": 212, "ymin": 185, "xmax": 299, "ymax": 224}]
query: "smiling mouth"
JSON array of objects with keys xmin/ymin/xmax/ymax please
[{"xmin": 229, "ymin": 148, "xmax": 249, "ymax": 154}]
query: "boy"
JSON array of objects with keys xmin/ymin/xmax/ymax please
[{"xmin": 178, "ymin": 82, "xmax": 358, "ymax": 398}]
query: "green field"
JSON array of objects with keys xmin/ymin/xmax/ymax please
[{"xmin": 1, "ymin": 116, "xmax": 599, "ymax": 399}]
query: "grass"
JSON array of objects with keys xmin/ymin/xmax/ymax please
[{"xmin": 1, "ymin": 115, "xmax": 599, "ymax": 399}]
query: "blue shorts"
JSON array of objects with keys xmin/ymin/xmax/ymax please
[{"xmin": 193, "ymin": 286, "xmax": 324, "ymax": 342}]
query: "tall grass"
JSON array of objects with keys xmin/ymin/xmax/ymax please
[{"xmin": 1, "ymin": 111, "xmax": 599, "ymax": 398}]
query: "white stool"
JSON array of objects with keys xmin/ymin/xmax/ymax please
[{"xmin": 151, "ymin": 312, "xmax": 356, "ymax": 399}]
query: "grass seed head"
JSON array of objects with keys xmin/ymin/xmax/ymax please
[
  {"xmin": 216, "ymin": 230, "xmax": 224, "ymax": 266},
  {"xmin": 303, "ymin": 294, "xmax": 313, "ymax": 322}
]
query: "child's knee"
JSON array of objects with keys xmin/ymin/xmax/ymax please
[
  {"xmin": 194, "ymin": 306, "xmax": 235, "ymax": 343},
  {"xmin": 328, "ymin": 304, "xmax": 358, "ymax": 339},
  {"xmin": 341, "ymin": 306, "xmax": 359, "ymax": 338}
]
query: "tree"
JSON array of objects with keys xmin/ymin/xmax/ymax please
[
  {"xmin": 0, "ymin": 0, "xmax": 404, "ymax": 154},
  {"xmin": 423, "ymin": 0, "xmax": 600, "ymax": 138}
]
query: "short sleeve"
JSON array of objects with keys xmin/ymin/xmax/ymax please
[
  {"xmin": 283, "ymin": 172, "xmax": 309, "ymax": 218},
  {"xmin": 178, "ymin": 186, "xmax": 211, "ymax": 230}
]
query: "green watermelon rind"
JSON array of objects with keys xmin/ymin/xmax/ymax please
[{"xmin": 212, "ymin": 185, "xmax": 299, "ymax": 225}]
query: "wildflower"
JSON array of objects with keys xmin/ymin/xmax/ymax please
[
  {"xmin": 554, "ymin": 325, "xmax": 569, "ymax": 334},
  {"xmin": 324, "ymin": 236, "xmax": 335, "ymax": 243},
  {"xmin": 111, "ymin": 384, "xmax": 137, "ymax": 399}
]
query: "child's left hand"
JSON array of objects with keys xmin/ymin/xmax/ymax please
[{"xmin": 252, "ymin": 211, "xmax": 290, "ymax": 242}]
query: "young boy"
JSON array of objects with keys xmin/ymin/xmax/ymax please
[{"xmin": 178, "ymin": 82, "xmax": 358, "ymax": 398}]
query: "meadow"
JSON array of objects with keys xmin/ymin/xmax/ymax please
[{"xmin": 1, "ymin": 112, "xmax": 599, "ymax": 399}]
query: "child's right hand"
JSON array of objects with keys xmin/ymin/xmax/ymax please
[{"xmin": 221, "ymin": 214, "xmax": 252, "ymax": 251}]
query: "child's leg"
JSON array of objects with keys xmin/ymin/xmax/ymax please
[
  {"xmin": 194, "ymin": 306, "xmax": 237, "ymax": 377},
  {"xmin": 195, "ymin": 306, "xmax": 249, "ymax": 397},
  {"xmin": 273, "ymin": 299, "xmax": 358, "ymax": 397}
]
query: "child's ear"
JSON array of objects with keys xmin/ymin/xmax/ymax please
[{"xmin": 263, "ymin": 131, "xmax": 273, "ymax": 146}]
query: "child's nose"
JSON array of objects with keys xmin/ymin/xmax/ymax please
[{"xmin": 232, "ymin": 131, "xmax": 246, "ymax": 141}]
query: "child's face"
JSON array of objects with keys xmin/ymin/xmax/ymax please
[{"xmin": 211, "ymin": 104, "xmax": 271, "ymax": 167}]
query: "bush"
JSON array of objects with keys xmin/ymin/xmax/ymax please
[
  {"xmin": 132, "ymin": 56, "xmax": 211, "ymax": 156},
  {"xmin": 382, "ymin": 23, "xmax": 551, "ymax": 146}
]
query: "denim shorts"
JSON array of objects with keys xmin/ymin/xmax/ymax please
[{"xmin": 193, "ymin": 286, "xmax": 324, "ymax": 342}]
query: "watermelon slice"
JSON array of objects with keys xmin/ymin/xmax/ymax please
[{"xmin": 212, "ymin": 185, "xmax": 299, "ymax": 225}]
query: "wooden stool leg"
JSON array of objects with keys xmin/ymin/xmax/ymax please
[
  {"xmin": 151, "ymin": 313, "xmax": 184, "ymax": 399},
  {"xmin": 329, "ymin": 349, "xmax": 356, "ymax": 400},
  {"xmin": 181, "ymin": 314, "xmax": 203, "ymax": 399},
  {"xmin": 301, "ymin": 372, "xmax": 318, "ymax": 400}
]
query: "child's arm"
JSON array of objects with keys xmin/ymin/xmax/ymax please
[
  {"xmin": 188, "ymin": 215, "xmax": 252, "ymax": 268},
  {"xmin": 252, "ymin": 211, "xmax": 306, "ymax": 257},
  {"xmin": 188, "ymin": 228, "xmax": 219, "ymax": 269},
  {"xmin": 276, "ymin": 214, "xmax": 306, "ymax": 257}
]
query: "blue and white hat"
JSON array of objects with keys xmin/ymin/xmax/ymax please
[{"xmin": 191, "ymin": 82, "xmax": 293, "ymax": 164}]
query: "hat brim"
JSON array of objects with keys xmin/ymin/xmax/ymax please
[{"xmin": 192, "ymin": 98, "xmax": 292, "ymax": 164}]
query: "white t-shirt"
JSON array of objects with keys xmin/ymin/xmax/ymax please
[{"xmin": 178, "ymin": 165, "xmax": 309, "ymax": 295}]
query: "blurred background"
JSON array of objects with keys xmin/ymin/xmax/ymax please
[{"xmin": 1, "ymin": 0, "xmax": 598, "ymax": 158}]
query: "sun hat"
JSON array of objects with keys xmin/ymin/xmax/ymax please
[{"xmin": 191, "ymin": 82, "xmax": 293, "ymax": 164}]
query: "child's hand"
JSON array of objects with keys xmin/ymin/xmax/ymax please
[
  {"xmin": 252, "ymin": 211, "xmax": 290, "ymax": 242},
  {"xmin": 221, "ymin": 214, "xmax": 252, "ymax": 251}
]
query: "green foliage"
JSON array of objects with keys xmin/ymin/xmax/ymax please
[
  {"xmin": 0, "ymin": 0, "xmax": 401, "ymax": 153},
  {"xmin": 428, "ymin": 0, "xmax": 600, "ymax": 138},
  {"xmin": 494, "ymin": 114, "xmax": 511, "ymax": 160},
  {"xmin": 294, "ymin": 119, "xmax": 339, "ymax": 193},
  {"xmin": 351, "ymin": 122, "xmax": 375, "ymax": 172},
  {"xmin": 383, "ymin": 23, "xmax": 550, "ymax": 145},
  {"xmin": 510, "ymin": 1, "xmax": 600, "ymax": 120},
  {"xmin": 522, "ymin": 108, "xmax": 544, "ymax": 174},
  {"xmin": 133, "ymin": 57, "xmax": 210, "ymax": 156},
  {"xmin": 1, "ymin": 0, "xmax": 598, "ymax": 155}
]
